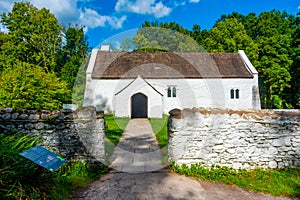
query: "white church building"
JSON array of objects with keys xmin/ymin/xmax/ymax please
[{"xmin": 83, "ymin": 48, "xmax": 260, "ymax": 118}]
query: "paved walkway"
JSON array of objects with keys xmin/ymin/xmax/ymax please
[
  {"xmin": 71, "ymin": 119, "xmax": 296, "ymax": 200},
  {"xmin": 108, "ymin": 119, "xmax": 166, "ymax": 172}
]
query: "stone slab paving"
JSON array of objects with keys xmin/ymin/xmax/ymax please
[
  {"xmin": 108, "ymin": 119, "xmax": 166, "ymax": 173},
  {"xmin": 71, "ymin": 119, "xmax": 297, "ymax": 200}
]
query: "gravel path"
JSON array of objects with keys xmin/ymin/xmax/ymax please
[{"xmin": 71, "ymin": 169, "xmax": 295, "ymax": 200}]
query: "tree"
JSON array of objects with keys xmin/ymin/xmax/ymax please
[
  {"xmin": 203, "ymin": 18, "xmax": 258, "ymax": 62},
  {"xmin": 0, "ymin": 2, "xmax": 90, "ymax": 109},
  {"xmin": 289, "ymin": 13, "xmax": 300, "ymax": 107},
  {"xmin": 120, "ymin": 21, "xmax": 202, "ymax": 52},
  {"xmin": 252, "ymin": 11, "xmax": 294, "ymax": 108},
  {"xmin": 0, "ymin": 31, "xmax": 9, "ymax": 71},
  {"xmin": 216, "ymin": 10, "xmax": 296, "ymax": 108},
  {"xmin": 0, "ymin": 62, "xmax": 68, "ymax": 110},
  {"xmin": 0, "ymin": 2, "xmax": 62, "ymax": 72},
  {"xmin": 59, "ymin": 25, "xmax": 89, "ymax": 91}
]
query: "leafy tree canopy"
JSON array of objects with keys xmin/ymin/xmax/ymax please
[
  {"xmin": 0, "ymin": 2, "xmax": 62, "ymax": 72},
  {"xmin": 0, "ymin": 2, "xmax": 90, "ymax": 109},
  {"xmin": 125, "ymin": 10, "xmax": 299, "ymax": 109}
]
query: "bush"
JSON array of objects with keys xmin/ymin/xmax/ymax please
[{"xmin": 0, "ymin": 62, "xmax": 69, "ymax": 110}]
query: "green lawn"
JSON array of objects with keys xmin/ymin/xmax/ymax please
[
  {"xmin": 104, "ymin": 115, "xmax": 130, "ymax": 157},
  {"xmin": 172, "ymin": 163, "xmax": 300, "ymax": 197},
  {"xmin": 149, "ymin": 115, "xmax": 169, "ymax": 164},
  {"xmin": 149, "ymin": 115, "xmax": 169, "ymax": 148}
]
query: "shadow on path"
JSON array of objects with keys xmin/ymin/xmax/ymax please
[{"xmin": 109, "ymin": 119, "xmax": 166, "ymax": 173}]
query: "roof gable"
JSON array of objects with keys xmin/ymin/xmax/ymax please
[
  {"xmin": 115, "ymin": 76, "xmax": 163, "ymax": 96},
  {"xmin": 91, "ymin": 51, "xmax": 254, "ymax": 79}
]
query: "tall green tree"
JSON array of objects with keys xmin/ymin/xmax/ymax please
[
  {"xmin": 0, "ymin": 2, "xmax": 90, "ymax": 109},
  {"xmin": 215, "ymin": 10, "xmax": 296, "ymax": 108},
  {"xmin": 289, "ymin": 13, "xmax": 300, "ymax": 107},
  {"xmin": 0, "ymin": 2, "xmax": 62, "ymax": 72},
  {"xmin": 120, "ymin": 21, "xmax": 202, "ymax": 52},
  {"xmin": 253, "ymin": 11, "xmax": 294, "ymax": 108},
  {"xmin": 203, "ymin": 18, "xmax": 258, "ymax": 63},
  {"xmin": 59, "ymin": 25, "xmax": 89, "ymax": 91}
]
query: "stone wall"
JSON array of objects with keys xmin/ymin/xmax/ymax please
[
  {"xmin": 168, "ymin": 108, "xmax": 300, "ymax": 169},
  {"xmin": 0, "ymin": 107, "xmax": 105, "ymax": 162}
]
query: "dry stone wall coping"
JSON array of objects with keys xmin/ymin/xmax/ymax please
[
  {"xmin": 0, "ymin": 106, "xmax": 104, "ymax": 122},
  {"xmin": 169, "ymin": 108, "xmax": 300, "ymax": 121}
]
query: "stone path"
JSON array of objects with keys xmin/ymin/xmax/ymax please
[
  {"xmin": 71, "ymin": 119, "xmax": 297, "ymax": 200},
  {"xmin": 108, "ymin": 119, "xmax": 166, "ymax": 172}
]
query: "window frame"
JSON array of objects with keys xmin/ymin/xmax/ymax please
[
  {"xmin": 230, "ymin": 89, "xmax": 235, "ymax": 99},
  {"xmin": 172, "ymin": 87, "xmax": 176, "ymax": 97},
  {"xmin": 167, "ymin": 87, "xmax": 172, "ymax": 97},
  {"xmin": 235, "ymin": 89, "xmax": 239, "ymax": 99}
]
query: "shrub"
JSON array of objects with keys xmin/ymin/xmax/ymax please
[{"xmin": 0, "ymin": 62, "xmax": 69, "ymax": 110}]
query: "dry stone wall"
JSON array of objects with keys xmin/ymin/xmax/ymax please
[
  {"xmin": 168, "ymin": 108, "xmax": 300, "ymax": 169},
  {"xmin": 0, "ymin": 107, "xmax": 105, "ymax": 162}
]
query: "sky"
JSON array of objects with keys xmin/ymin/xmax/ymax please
[{"xmin": 0, "ymin": 0, "xmax": 299, "ymax": 48}]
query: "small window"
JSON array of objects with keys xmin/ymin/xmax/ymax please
[
  {"xmin": 235, "ymin": 89, "xmax": 239, "ymax": 99},
  {"xmin": 167, "ymin": 87, "xmax": 171, "ymax": 97},
  {"xmin": 230, "ymin": 89, "xmax": 235, "ymax": 99},
  {"xmin": 172, "ymin": 87, "xmax": 176, "ymax": 97}
]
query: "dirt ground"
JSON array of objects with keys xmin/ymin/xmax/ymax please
[{"xmin": 71, "ymin": 169, "xmax": 298, "ymax": 200}]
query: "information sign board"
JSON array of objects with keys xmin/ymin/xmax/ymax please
[{"xmin": 20, "ymin": 146, "xmax": 66, "ymax": 172}]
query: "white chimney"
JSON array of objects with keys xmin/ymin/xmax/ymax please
[{"xmin": 100, "ymin": 45, "xmax": 110, "ymax": 52}]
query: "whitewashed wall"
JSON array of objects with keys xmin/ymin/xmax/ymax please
[
  {"xmin": 84, "ymin": 77, "xmax": 260, "ymax": 118},
  {"xmin": 114, "ymin": 77, "xmax": 163, "ymax": 118},
  {"xmin": 168, "ymin": 109, "xmax": 300, "ymax": 169}
]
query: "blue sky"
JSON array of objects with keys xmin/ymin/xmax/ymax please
[{"xmin": 0, "ymin": 0, "xmax": 299, "ymax": 48}]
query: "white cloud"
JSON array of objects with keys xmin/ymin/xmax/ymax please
[
  {"xmin": 115, "ymin": 0, "xmax": 172, "ymax": 18},
  {"xmin": 0, "ymin": 0, "xmax": 126, "ymax": 30},
  {"xmin": 174, "ymin": 1, "xmax": 186, "ymax": 7},
  {"xmin": 189, "ymin": 0, "xmax": 200, "ymax": 3},
  {"xmin": 79, "ymin": 8, "xmax": 127, "ymax": 29},
  {"xmin": 30, "ymin": 0, "xmax": 79, "ymax": 22},
  {"xmin": 0, "ymin": 23, "xmax": 9, "ymax": 33}
]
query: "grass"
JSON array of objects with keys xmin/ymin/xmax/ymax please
[
  {"xmin": 104, "ymin": 114, "xmax": 130, "ymax": 157},
  {"xmin": 172, "ymin": 163, "xmax": 300, "ymax": 197},
  {"xmin": 149, "ymin": 115, "xmax": 169, "ymax": 148},
  {"xmin": 149, "ymin": 115, "xmax": 169, "ymax": 164},
  {"xmin": 49, "ymin": 161, "xmax": 107, "ymax": 199},
  {"xmin": 0, "ymin": 133, "xmax": 108, "ymax": 200}
]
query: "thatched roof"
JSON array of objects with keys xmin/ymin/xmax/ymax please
[{"xmin": 91, "ymin": 51, "xmax": 253, "ymax": 79}]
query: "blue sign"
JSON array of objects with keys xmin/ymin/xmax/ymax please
[{"xmin": 20, "ymin": 146, "xmax": 67, "ymax": 172}]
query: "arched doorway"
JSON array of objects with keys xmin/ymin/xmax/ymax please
[{"xmin": 131, "ymin": 93, "xmax": 148, "ymax": 118}]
